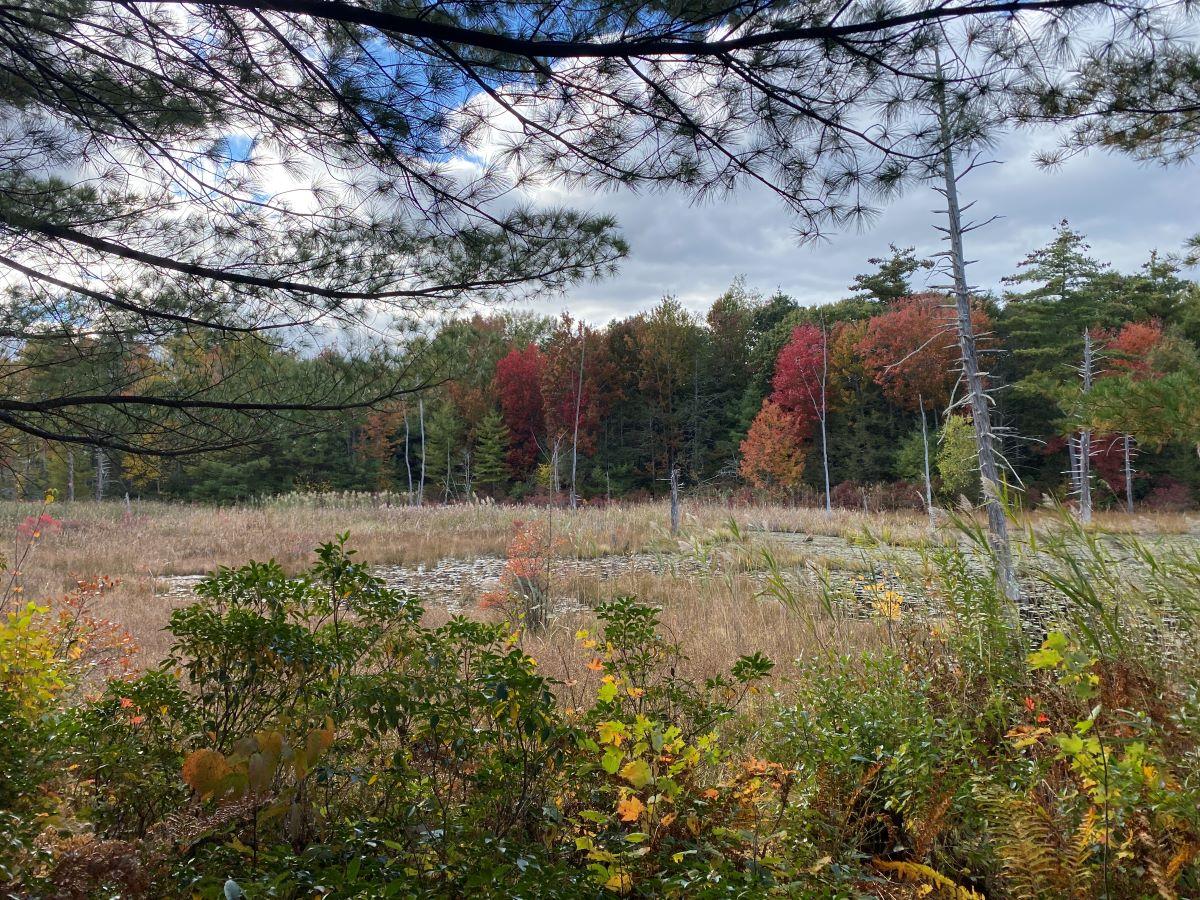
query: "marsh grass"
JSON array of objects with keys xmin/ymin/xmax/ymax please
[{"xmin": 2, "ymin": 497, "xmax": 1195, "ymax": 670}]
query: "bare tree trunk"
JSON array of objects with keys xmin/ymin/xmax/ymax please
[
  {"xmin": 1123, "ymin": 434, "xmax": 1134, "ymax": 513},
  {"xmin": 404, "ymin": 411, "xmax": 413, "ymax": 505},
  {"xmin": 1077, "ymin": 329, "xmax": 1093, "ymax": 525},
  {"xmin": 669, "ymin": 464, "xmax": 681, "ymax": 535},
  {"xmin": 919, "ymin": 394, "xmax": 934, "ymax": 521},
  {"xmin": 94, "ymin": 447, "xmax": 108, "ymax": 501},
  {"xmin": 935, "ymin": 74, "xmax": 1021, "ymax": 607},
  {"xmin": 570, "ymin": 334, "xmax": 585, "ymax": 510},
  {"xmin": 1068, "ymin": 434, "xmax": 1079, "ymax": 500},
  {"xmin": 550, "ymin": 439, "xmax": 562, "ymax": 500},
  {"xmin": 418, "ymin": 398, "xmax": 426, "ymax": 506},
  {"xmin": 819, "ymin": 318, "xmax": 832, "ymax": 515},
  {"xmin": 67, "ymin": 450, "xmax": 75, "ymax": 502},
  {"xmin": 692, "ymin": 354, "xmax": 701, "ymax": 477}
]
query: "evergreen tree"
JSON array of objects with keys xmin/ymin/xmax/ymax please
[
  {"xmin": 1004, "ymin": 220, "xmax": 1107, "ymax": 305},
  {"xmin": 424, "ymin": 402, "xmax": 465, "ymax": 502},
  {"xmin": 473, "ymin": 411, "xmax": 511, "ymax": 496},
  {"xmin": 702, "ymin": 281, "xmax": 756, "ymax": 477},
  {"xmin": 849, "ymin": 245, "xmax": 933, "ymax": 304},
  {"xmin": 999, "ymin": 220, "xmax": 1121, "ymax": 377}
]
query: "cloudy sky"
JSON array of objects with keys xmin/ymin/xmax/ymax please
[{"xmin": 514, "ymin": 128, "xmax": 1200, "ymax": 325}]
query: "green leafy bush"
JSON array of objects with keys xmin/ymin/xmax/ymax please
[{"xmin": 2, "ymin": 523, "xmax": 1198, "ymax": 898}]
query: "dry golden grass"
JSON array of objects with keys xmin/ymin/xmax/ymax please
[
  {"xmin": 3, "ymin": 496, "xmax": 1193, "ymax": 671},
  {"xmin": 520, "ymin": 569, "xmax": 887, "ymax": 689}
]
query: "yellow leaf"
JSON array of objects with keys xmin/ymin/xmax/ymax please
[
  {"xmin": 604, "ymin": 871, "xmax": 632, "ymax": 893},
  {"xmin": 597, "ymin": 721, "xmax": 626, "ymax": 746},
  {"xmin": 619, "ymin": 759, "xmax": 652, "ymax": 789},
  {"xmin": 616, "ymin": 795, "xmax": 644, "ymax": 823}
]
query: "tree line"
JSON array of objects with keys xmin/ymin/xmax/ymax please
[{"xmin": 6, "ymin": 226, "xmax": 1197, "ymax": 510}]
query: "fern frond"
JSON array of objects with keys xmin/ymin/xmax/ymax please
[
  {"xmin": 981, "ymin": 788, "xmax": 1094, "ymax": 899},
  {"xmin": 873, "ymin": 858, "xmax": 984, "ymax": 899},
  {"xmin": 1165, "ymin": 841, "xmax": 1199, "ymax": 884}
]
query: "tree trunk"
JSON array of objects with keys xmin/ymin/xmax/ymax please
[
  {"xmin": 919, "ymin": 395, "xmax": 934, "ymax": 521},
  {"xmin": 1077, "ymin": 329, "xmax": 1093, "ymax": 525},
  {"xmin": 1123, "ymin": 434, "xmax": 1134, "ymax": 514},
  {"xmin": 570, "ymin": 334, "xmax": 585, "ymax": 510},
  {"xmin": 669, "ymin": 464, "xmax": 681, "ymax": 535},
  {"xmin": 935, "ymin": 74, "xmax": 1021, "ymax": 607},
  {"xmin": 94, "ymin": 448, "xmax": 108, "ymax": 501},
  {"xmin": 692, "ymin": 354, "xmax": 701, "ymax": 477},
  {"xmin": 819, "ymin": 318, "xmax": 832, "ymax": 515},
  {"xmin": 550, "ymin": 439, "xmax": 561, "ymax": 499},
  {"xmin": 67, "ymin": 450, "xmax": 75, "ymax": 502},
  {"xmin": 418, "ymin": 398, "xmax": 426, "ymax": 506}
]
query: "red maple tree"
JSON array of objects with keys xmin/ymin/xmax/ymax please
[
  {"xmin": 771, "ymin": 323, "xmax": 833, "ymax": 431},
  {"xmin": 496, "ymin": 344, "xmax": 546, "ymax": 478},
  {"xmin": 1099, "ymin": 319, "xmax": 1164, "ymax": 379},
  {"xmin": 857, "ymin": 293, "xmax": 991, "ymax": 411}
]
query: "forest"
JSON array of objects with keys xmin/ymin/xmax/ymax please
[{"xmin": 11, "ymin": 226, "xmax": 1199, "ymax": 511}]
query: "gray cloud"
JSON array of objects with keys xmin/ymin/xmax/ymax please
[{"xmin": 518, "ymin": 130, "xmax": 1200, "ymax": 325}]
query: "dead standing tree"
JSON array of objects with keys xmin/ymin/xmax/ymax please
[
  {"xmin": 816, "ymin": 319, "xmax": 833, "ymax": 515},
  {"xmin": 570, "ymin": 331, "xmax": 585, "ymax": 510},
  {"xmin": 918, "ymin": 393, "xmax": 935, "ymax": 522},
  {"xmin": 1075, "ymin": 329, "xmax": 1095, "ymax": 524},
  {"xmin": 932, "ymin": 61, "xmax": 1022, "ymax": 608}
]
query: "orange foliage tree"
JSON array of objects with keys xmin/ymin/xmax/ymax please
[
  {"xmin": 739, "ymin": 400, "xmax": 809, "ymax": 495},
  {"xmin": 1099, "ymin": 319, "xmax": 1164, "ymax": 378}
]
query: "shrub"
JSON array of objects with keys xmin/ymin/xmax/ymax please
[
  {"xmin": 1144, "ymin": 475, "xmax": 1193, "ymax": 511},
  {"xmin": 2, "ymin": 522, "xmax": 1198, "ymax": 897},
  {"xmin": 480, "ymin": 519, "xmax": 557, "ymax": 629}
]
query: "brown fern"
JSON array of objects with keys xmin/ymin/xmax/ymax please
[
  {"xmin": 982, "ymin": 789, "xmax": 1096, "ymax": 899},
  {"xmin": 873, "ymin": 858, "xmax": 984, "ymax": 899}
]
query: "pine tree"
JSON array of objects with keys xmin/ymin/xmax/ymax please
[
  {"xmin": 424, "ymin": 402, "xmax": 464, "ymax": 503},
  {"xmin": 1000, "ymin": 220, "xmax": 1112, "ymax": 376},
  {"xmin": 849, "ymin": 245, "xmax": 934, "ymax": 304},
  {"xmin": 473, "ymin": 411, "xmax": 511, "ymax": 496}
]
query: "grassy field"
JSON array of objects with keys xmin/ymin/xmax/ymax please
[
  {"xmin": 4, "ymin": 495, "xmax": 1196, "ymax": 669},
  {"xmin": 5, "ymin": 496, "xmax": 1200, "ymax": 896}
]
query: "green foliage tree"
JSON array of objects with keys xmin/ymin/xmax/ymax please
[
  {"xmin": 936, "ymin": 415, "xmax": 982, "ymax": 503},
  {"xmin": 423, "ymin": 401, "xmax": 465, "ymax": 501},
  {"xmin": 473, "ymin": 411, "xmax": 511, "ymax": 497}
]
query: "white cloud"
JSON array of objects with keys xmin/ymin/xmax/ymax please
[{"xmin": 515, "ymin": 130, "xmax": 1200, "ymax": 324}]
